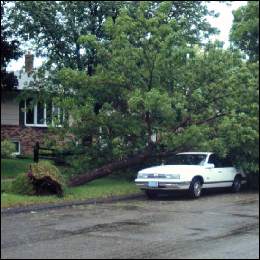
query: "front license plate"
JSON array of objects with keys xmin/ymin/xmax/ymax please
[{"xmin": 148, "ymin": 181, "xmax": 159, "ymax": 188}]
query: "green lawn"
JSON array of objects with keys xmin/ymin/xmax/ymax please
[
  {"xmin": 1, "ymin": 158, "xmax": 140, "ymax": 208},
  {"xmin": 1, "ymin": 158, "xmax": 33, "ymax": 179}
]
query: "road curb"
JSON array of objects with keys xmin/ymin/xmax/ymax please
[{"xmin": 1, "ymin": 193, "xmax": 145, "ymax": 215}]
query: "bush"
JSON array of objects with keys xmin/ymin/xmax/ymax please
[
  {"xmin": 1, "ymin": 140, "xmax": 16, "ymax": 158},
  {"xmin": 11, "ymin": 173, "xmax": 35, "ymax": 195},
  {"xmin": 11, "ymin": 161, "xmax": 66, "ymax": 196},
  {"xmin": 1, "ymin": 179, "xmax": 14, "ymax": 193}
]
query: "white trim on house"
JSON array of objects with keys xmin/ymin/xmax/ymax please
[
  {"xmin": 24, "ymin": 100, "xmax": 64, "ymax": 128},
  {"xmin": 24, "ymin": 100, "xmax": 48, "ymax": 127},
  {"xmin": 11, "ymin": 140, "xmax": 21, "ymax": 155}
]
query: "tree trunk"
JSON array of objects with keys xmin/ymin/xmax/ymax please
[
  {"xmin": 68, "ymin": 147, "xmax": 177, "ymax": 187},
  {"xmin": 68, "ymin": 149, "xmax": 153, "ymax": 187}
]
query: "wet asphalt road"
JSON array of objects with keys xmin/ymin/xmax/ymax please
[{"xmin": 1, "ymin": 190, "xmax": 259, "ymax": 259}]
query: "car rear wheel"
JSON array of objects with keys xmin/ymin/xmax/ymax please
[
  {"xmin": 189, "ymin": 178, "xmax": 202, "ymax": 199},
  {"xmin": 145, "ymin": 190, "xmax": 158, "ymax": 199},
  {"xmin": 232, "ymin": 176, "xmax": 242, "ymax": 193}
]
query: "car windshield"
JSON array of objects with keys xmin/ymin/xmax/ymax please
[{"xmin": 164, "ymin": 154, "xmax": 207, "ymax": 166}]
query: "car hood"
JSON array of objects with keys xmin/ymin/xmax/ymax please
[{"xmin": 139, "ymin": 165, "xmax": 204, "ymax": 174}]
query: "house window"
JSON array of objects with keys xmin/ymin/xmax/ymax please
[
  {"xmin": 37, "ymin": 101, "xmax": 45, "ymax": 125},
  {"xmin": 25, "ymin": 99, "xmax": 34, "ymax": 124},
  {"xmin": 24, "ymin": 99, "xmax": 47, "ymax": 127},
  {"xmin": 52, "ymin": 106, "xmax": 64, "ymax": 127},
  {"xmin": 24, "ymin": 99, "xmax": 64, "ymax": 127},
  {"xmin": 11, "ymin": 140, "xmax": 20, "ymax": 155}
]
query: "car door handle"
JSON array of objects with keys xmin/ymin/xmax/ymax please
[{"xmin": 218, "ymin": 171, "xmax": 222, "ymax": 173}]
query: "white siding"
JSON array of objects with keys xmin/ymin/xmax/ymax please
[{"xmin": 1, "ymin": 97, "xmax": 19, "ymax": 126}]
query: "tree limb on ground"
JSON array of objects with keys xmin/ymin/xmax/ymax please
[{"xmin": 68, "ymin": 146, "xmax": 178, "ymax": 187}]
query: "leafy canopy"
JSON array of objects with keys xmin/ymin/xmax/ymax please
[
  {"xmin": 8, "ymin": 1, "xmax": 258, "ymax": 174},
  {"xmin": 51, "ymin": 2, "xmax": 258, "ymax": 173},
  {"xmin": 1, "ymin": 2, "xmax": 22, "ymax": 90},
  {"xmin": 230, "ymin": 1, "xmax": 259, "ymax": 62}
]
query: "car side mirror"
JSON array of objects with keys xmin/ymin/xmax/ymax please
[
  {"xmin": 205, "ymin": 163, "xmax": 215, "ymax": 169},
  {"xmin": 161, "ymin": 160, "xmax": 166, "ymax": 165}
]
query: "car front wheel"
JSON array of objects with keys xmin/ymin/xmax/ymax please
[
  {"xmin": 232, "ymin": 176, "xmax": 242, "ymax": 193},
  {"xmin": 189, "ymin": 178, "xmax": 203, "ymax": 199}
]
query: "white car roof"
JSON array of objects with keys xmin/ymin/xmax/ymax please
[{"xmin": 177, "ymin": 152, "xmax": 213, "ymax": 156}]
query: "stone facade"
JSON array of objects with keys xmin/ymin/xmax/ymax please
[{"xmin": 1, "ymin": 125, "xmax": 49, "ymax": 155}]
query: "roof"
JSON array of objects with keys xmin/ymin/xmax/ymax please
[
  {"xmin": 14, "ymin": 70, "xmax": 34, "ymax": 90},
  {"xmin": 177, "ymin": 152, "xmax": 213, "ymax": 155}
]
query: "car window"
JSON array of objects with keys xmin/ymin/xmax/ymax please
[
  {"xmin": 221, "ymin": 156, "xmax": 234, "ymax": 167},
  {"xmin": 208, "ymin": 154, "xmax": 223, "ymax": 168},
  {"xmin": 165, "ymin": 154, "xmax": 207, "ymax": 165}
]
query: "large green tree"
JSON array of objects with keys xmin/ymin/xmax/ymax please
[
  {"xmin": 229, "ymin": 1, "xmax": 259, "ymax": 175},
  {"xmin": 8, "ymin": 1, "xmax": 258, "ymax": 185},
  {"xmin": 7, "ymin": 1, "xmax": 218, "ymax": 72},
  {"xmin": 230, "ymin": 1, "xmax": 259, "ymax": 62},
  {"xmin": 48, "ymin": 2, "xmax": 257, "ymax": 186},
  {"xmin": 7, "ymin": 1, "xmax": 124, "ymax": 73},
  {"xmin": 1, "ymin": 1, "xmax": 22, "ymax": 90}
]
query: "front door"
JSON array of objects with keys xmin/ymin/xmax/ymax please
[{"xmin": 205, "ymin": 154, "xmax": 233, "ymax": 188}]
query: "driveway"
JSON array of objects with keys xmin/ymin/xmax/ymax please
[{"xmin": 1, "ymin": 190, "xmax": 259, "ymax": 259}]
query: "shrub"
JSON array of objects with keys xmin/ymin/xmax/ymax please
[
  {"xmin": 1, "ymin": 179, "xmax": 14, "ymax": 193},
  {"xmin": 11, "ymin": 173, "xmax": 35, "ymax": 195},
  {"xmin": 1, "ymin": 140, "xmax": 16, "ymax": 158},
  {"xmin": 11, "ymin": 161, "xmax": 66, "ymax": 196}
]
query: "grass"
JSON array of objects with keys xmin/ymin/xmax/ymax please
[
  {"xmin": 1, "ymin": 158, "xmax": 140, "ymax": 208},
  {"xmin": 1, "ymin": 158, "xmax": 33, "ymax": 179},
  {"xmin": 1, "ymin": 178, "xmax": 140, "ymax": 208}
]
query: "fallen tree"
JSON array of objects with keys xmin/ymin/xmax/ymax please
[
  {"xmin": 27, "ymin": 2, "xmax": 258, "ymax": 188},
  {"xmin": 68, "ymin": 147, "xmax": 176, "ymax": 187}
]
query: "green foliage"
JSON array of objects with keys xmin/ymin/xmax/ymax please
[
  {"xmin": 7, "ymin": 1, "xmax": 125, "ymax": 70},
  {"xmin": 230, "ymin": 1, "xmax": 259, "ymax": 62},
  {"xmin": 7, "ymin": 1, "xmax": 258, "ymax": 177},
  {"xmin": 1, "ymin": 140, "xmax": 16, "ymax": 159},
  {"xmin": 1, "ymin": 179, "xmax": 13, "ymax": 193},
  {"xmin": 11, "ymin": 173, "xmax": 35, "ymax": 195},
  {"xmin": 1, "ymin": 2, "xmax": 22, "ymax": 90},
  {"xmin": 53, "ymin": 2, "xmax": 258, "ymax": 175}
]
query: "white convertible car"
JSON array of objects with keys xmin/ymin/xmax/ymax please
[{"xmin": 135, "ymin": 152, "xmax": 247, "ymax": 199}]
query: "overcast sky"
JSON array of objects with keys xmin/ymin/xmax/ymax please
[
  {"xmin": 7, "ymin": 1, "xmax": 247, "ymax": 71},
  {"xmin": 207, "ymin": 1, "xmax": 247, "ymax": 47}
]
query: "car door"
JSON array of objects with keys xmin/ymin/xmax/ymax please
[
  {"xmin": 205, "ymin": 154, "xmax": 233, "ymax": 188},
  {"xmin": 221, "ymin": 156, "xmax": 237, "ymax": 184}
]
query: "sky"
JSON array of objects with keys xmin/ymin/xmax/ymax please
[
  {"xmin": 7, "ymin": 1, "xmax": 247, "ymax": 72},
  {"xmin": 207, "ymin": 1, "xmax": 247, "ymax": 47}
]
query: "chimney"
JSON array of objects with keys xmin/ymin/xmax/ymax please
[{"xmin": 25, "ymin": 52, "xmax": 34, "ymax": 74}]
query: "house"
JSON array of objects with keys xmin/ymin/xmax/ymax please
[{"xmin": 1, "ymin": 54, "xmax": 63, "ymax": 155}]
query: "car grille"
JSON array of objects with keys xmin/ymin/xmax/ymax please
[{"xmin": 147, "ymin": 174, "xmax": 166, "ymax": 178}]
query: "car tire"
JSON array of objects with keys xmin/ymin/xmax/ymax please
[
  {"xmin": 189, "ymin": 178, "xmax": 203, "ymax": 199},
  {"xmin": 145, "ymin": 190, "xmax": 158, "ymax": 199},
  {"xmin": 232, "ymin": 176, "xmax": 242, "ymax": 193}
]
